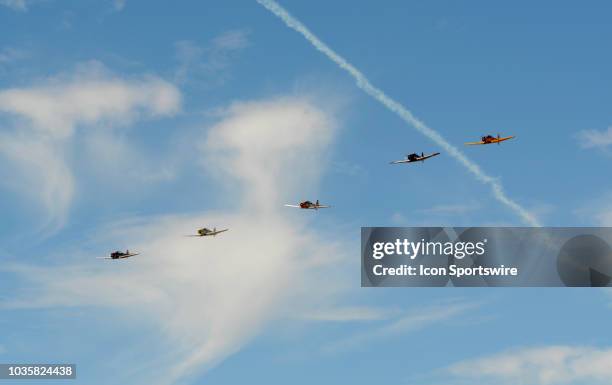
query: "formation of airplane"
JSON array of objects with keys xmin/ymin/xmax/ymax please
[
  {"xmin": 186, "ymin": 227, "xmax": 229, "ymax": 237},
  {"xmin": 100, "ymin": 132, "xmax": 515, "ymax": 261},
  {"xmin": 284, "ymin": 200, "xmax": 330, "ymax": 210},
  {"xmin": 465, "ymin": 134, "xmax": 515, "ymax": 145},
  {"xmin": 390, "ymin": 151, "xmax": 440, "ymax": 164},
  {"xmin": 102, "ymin": 227, "xmax": 229, "ymax": 260}
]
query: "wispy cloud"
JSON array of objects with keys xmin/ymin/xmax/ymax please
[
  {"xmin": 3, "ymin": 95, "xmax": 350, "ymax": 385},
  {"xmin": 330, "ymin": 160, "xmax": 366, "ymax": 177},
  {"xmin": 446, "ymin": 345, "xmax": 612, "ymax": 385},
  {"xmin": 390, "ymin": 212, "xmax": 409, "ymax": 225},
  {"xmin": 303, "ymin": 306, "xmax": 399, "ymax": 322},
  {"xmin": 113, "ymin": 0, "xmax": 126, "ymax": 11},
  {"xmin": 0, "ymin": 0, "xmax": 27, "ymax": 11},
  {"xmin": 418, "ymin": 202, "xmax": 481, "ymax": 215},
  {"xmin": 574, "ymin": 192, "xmax": 612, "ymax": 226},
  {"xmin": 0, "ymin": 47, "xmax": 28, "ymax": 64},
  {"xmin": 211, "ymin": 30, "xmax": 250, "ymax": 51},
  {"xmin": 0, "ymin": 135, "xmax": 74, "ymax": 233},
  {"xmin": 0, "ymin": 61, "xmax": 180, "ymax": 138},
  {"xmin": 577, "ymin": 126, "xmax": 612, "ymax": 149},
  {"xmin": 323, "ymin": 301, "xmax": 481, "ymax": 354},
  {"xmin": 0, "ymin": 61, "xmax": 181, "ymax": 232},
  {"xmin": 174, "ymin": 30, "xmax": 249, "ymax": 85},
  {"xmin": 390, "ymin": 202, "xmax": 480, "ymax": 226}
]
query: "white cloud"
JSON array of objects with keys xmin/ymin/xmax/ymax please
[
  {"xmin": 174, "ymin": 30, "xmax": 249, "ymax": 85},
  {"xmin": 0, "ymin": 47, "xmax": 28, "ymax": 64},
  {"xmin": 323, "ymin": 301, "xmax": 481, "ymax": 354},
  {"xmin": 418, "ymin": 202, "xmax": 481, "ymax": 215},
  {"xmin": 577, "ymin": 126, "xmax": 612, "ymax": 149},
  {"xmin": 303, "ymin": 306, "xmax": 399, "ymax": 322},
  {"xmin": 390, "ymin": 202, "xmax": 480, "ymax": 227},
  {"xmin": 0, "ymin": 62, "xmax": 180, "ymax": 139},
  {"xmin": 4, "ymin": 96, "xmax": 350, "ymax": 385},
  {"xmin": 390, "ymin": 212, "xmax": 409, "ymax": 225},
  {"xmin": 447, "ymin": 345, "xmax": 612, "ymax": 385},
  {"xmin": 0, "ymin": 62, "xmax": 181, "ymax": 232},
  {"xmin": 0, "ymin": 134, "xmax": 73, "ymax": 232},
  {"xmin": 574, "ymin": 193, "xmax": 612, "ymax": 226},
  {"xmin": 0, "ymin": 0, "xmax": 27, "ymax": 11},
  {"xmin": 588, "ymin": 202, "xmax": 612, "ymax": 226},
  {"xmin": 597, "ymin": 211, "xmax": 612, "ymax": 226},
  {"xmin": 330, "ymin": 160, "xmax": 366, "ymax": 177},
  {"xmin": 82, "ymin": 130, "xmax": 177, "ymax": 184},
  {"xmin": 202, "ymin": 97, "xmax": 334, "ymax": 209},
  {"xmin": 211, "ymin": 30, "xmax": 249, "ymax": 51},
  {"xmin": 113, "ymin": 0, "xmax": 126, "ymax": 11}
]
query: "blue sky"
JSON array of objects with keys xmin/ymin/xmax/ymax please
[{"xmin": 1, "ymin": 1, "xmax": 612, "ymax": 384}]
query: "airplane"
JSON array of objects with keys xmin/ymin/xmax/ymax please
[
  {"xmin": 98, "ymin": 250, "xmax": 139, "ymax": 260},
  {"xmin": 186, "ymin": 227, "xmax": 229, "ymax": 237},
  {"xmin": 465, "ymin": 134, "xmax": 515, "ymax": 145},
  {"xmin": 390, "ymin": 152, "xmax": 440, "ymax": 164},
  {"xmin": 284, "ymin": 200, "xmax": 331, "ymax": 210}
]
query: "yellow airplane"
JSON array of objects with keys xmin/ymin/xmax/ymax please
[{"xmin": 465, "ymin": 134, "xmax": 515, "ymax": 145}]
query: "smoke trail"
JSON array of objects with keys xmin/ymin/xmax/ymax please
[{"xmin": 256, "ymin": 0, "xmax": 540, "ymax": 226}]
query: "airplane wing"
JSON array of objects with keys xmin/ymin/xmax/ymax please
[
  {"xmin": 210, "ymin": 229, "xmax": 229, "ymax": 235},
  {"xmin": 464, "ymin": 141, "xmax": 486, "ymax": 145},
  {"xmin": 96, "ymin": 257, "xmax": 112, "ymax": 259},
  {"xmin": 389, "ymin": 159, "xmax": 412, "ymax": 164},
  {"xmin": 493, "ymin": 136, "xmax": 515, "ymax": 143},
  {"xmin": 284, "ymin": 204, "xmax": 301, "ymax": 208},
  {"xmin": 118, "ymin": 253, "xmax": 139, "ymax": 259},
  {"xmin": 418, "ymin": 152, "xmax": 441, "ymax": 160},
  {"xmin": 316, "ymin": 205, "xmax": 331, "ymax": 208},
  {"xmin": 185, "ymin": 235, "xmax": 202, "ymax": 237}
]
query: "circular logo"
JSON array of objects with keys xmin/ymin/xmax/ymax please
[{"xmin": 557, "ymin": 234, "xmax": 612, "ymax": 287}]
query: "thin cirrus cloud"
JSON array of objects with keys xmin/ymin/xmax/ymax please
[
  {"xmin": 113, "ymin": 0, "xmax": 126, "ymax": 11},
  {"xmin": 446, "ymin": 345, "xmax": 612, "ymax": 385},
  {"xmin": 0, "ymin": 0, "xmax": 27, "ymax": 11},
  {"xmin": 0, "ymin": 47, "xmax": 29, "ymax": 64},
  {"xmin": 322, "ymin": 301, "xmax": 481, "ymax": 354},
  {"xmin": 174, "ymin": 30, "xmax": 250, "ymax": 85},
  {"xmin": 576, "ymin": 126, "xmax": 612, "ymax": 149},
  {"xmin": 0, "ymin": 61, "xmax": 181, "ymax": 232},
  {"xmin": 574, "ymin": 192, "xmax": 612, "ymax": 226},
  {"xmin": 3, "ymin": 95, "xmax": 357, "ymax": 385}
]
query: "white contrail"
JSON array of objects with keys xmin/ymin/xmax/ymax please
[{"xmin": 256, "ymin": 0, "xmax": 539, "ymax": 226}]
